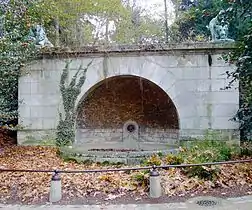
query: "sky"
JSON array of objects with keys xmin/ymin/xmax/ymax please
[{"xmin": 132, "ymin": 0, "xmax": 174, "ymax": 19}]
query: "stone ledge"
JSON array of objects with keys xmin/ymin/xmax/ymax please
[{"xmin": 40, "ymin": 42, "xmax": 236, "ymax": 58}]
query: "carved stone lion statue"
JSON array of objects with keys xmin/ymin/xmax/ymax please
[
  {"xmin": 208, "ymin": 10, "xmax": 234, "ymax": 42},
  {"xmin": 179, "ymin": 0, "xmax": 198, "ymax": 11},
  {"xmin": 27, "ymin": 24, "xmax": 54, "ymax": 48}
]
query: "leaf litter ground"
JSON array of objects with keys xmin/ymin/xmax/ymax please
[{"xmin": 0, "ymin": 137, "xmax": 252, "ymax": 205}]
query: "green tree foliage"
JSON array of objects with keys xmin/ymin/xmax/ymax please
[
  {"xmin": 173, "ymin": 0, "xmax": 252, "ymax": 140},
  {"xmin": 171, "ymin": 0, "xmax": 231, "ymax": 41},
  {"xmin": 114, "ymin": 3, "xmax": 164, "ymax": 44},
  {"xmin": 0, "ymin": 1, "xmax": 39, "ymax": 128},
  {"xmin": 114, "ymin": 14, "xmax": 164, "ymax": 44},
  {"xmin": 225, "ymin": 1, "xmax": 252, "ymax": 141},
  {"xmin": 30, "ymin": 0, "xmax": 128, "ymax": 46}
]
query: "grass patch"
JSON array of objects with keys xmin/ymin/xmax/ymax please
[
  {"xmin": 22, "ymin": 137, "xmax": 57, "ymax": 146},
  {"xmin": 142, "ymin": 131, "xmax": 241, "ymax": 180}
]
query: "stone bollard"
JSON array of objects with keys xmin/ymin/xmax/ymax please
[
  {"xmin": 49, "ymin": 170, "xmax": 62, "ymax": 203},
  {"xmin": 149, "ymin": 165, "xmax": 162, "ymax": 198}
]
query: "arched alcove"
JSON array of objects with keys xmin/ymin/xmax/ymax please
[
  {"xmin": 75, "ymin": 75, "xmax": 180, "ymax": 150},
  {"xmin": 77, "ymin": 75, "xmax": 179, "ymax": 129}
]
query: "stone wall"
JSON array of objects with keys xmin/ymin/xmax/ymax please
[
  {"xmin": 18, "ymin": 43, "xmax": 240, "ymax": 146},
  {"xmin": 75, "ymin": 128, "xmax": 179, "ymax": 150}
]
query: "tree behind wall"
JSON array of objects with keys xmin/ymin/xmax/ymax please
[
  {"xmin": 31, "ymin": 0, "xmax": 128, "ymax": 47},
  {"xmin": 0, "ymin": 1, "xmax": 39, "ymax": 130},
  {"xmin": 170, "ymin": 0, "xmax": 232, "ymax": 42},
  {"xmin": 225, "ymin": 0, "xmax": 252, "ymax": 141}
]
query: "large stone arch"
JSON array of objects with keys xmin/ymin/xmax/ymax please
[
  {"xmin": 75, "ymin": 56, "xmax": 178, "ymax": 112},
  {"xmin": 75, "ymin": 72, "xmax": 180, "ymax": 150},
  {"xmin": 76, "ymin": 75, "xmax": 180, "ymax": 129}
]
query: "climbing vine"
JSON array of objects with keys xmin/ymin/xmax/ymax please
[{"xmin": 56, "ymin": 60, "xmax": 92, "ymax": 146}]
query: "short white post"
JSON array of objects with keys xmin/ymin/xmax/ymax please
[
  {"xmin": 149, "ymin": 165, "xmax": 162, "ymax": 198},
  {"xmin": 49, "ymin": 170, "xmax": 62, "ymax": 203}
]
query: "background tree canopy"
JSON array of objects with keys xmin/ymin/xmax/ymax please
[{"xmin": 170, "ymin": 0, "xmax": 249, "ymax": 42}]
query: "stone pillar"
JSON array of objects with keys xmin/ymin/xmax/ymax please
[{"xmin": 122, "ymin": 120, "xmax": 140, "ymax": 150}]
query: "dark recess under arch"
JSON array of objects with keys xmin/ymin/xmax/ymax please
[{"xmin": 76, "ymin": 75, "xmax": 179, "ymax": 130}]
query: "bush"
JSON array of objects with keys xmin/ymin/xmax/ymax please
[
  {"xmin": 140, "ymin": 130, "xmax": 240, "ymax": 180},
  {"xmin": 183, "ymin": 165, "xmax": 220, "ymax": 180},
  {"xmin": 131, "ymin": 171, "xmax": 149, "ymax": 188},
  {"xmin": 178, "ymin": 136, "xmax": 239, "ymax": 180},
  {"xmin": 142, "ymin": 154, "xmax": 162, "ymax": 166},
  {"xmin": 180, "ymin": 139, "xmax": 239, "ymax": 163},
  {"xmin": 165, "ymin": 154, "xmax": 183, "ymax": 165}
]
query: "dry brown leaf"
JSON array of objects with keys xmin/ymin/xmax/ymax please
[{"xmin": 0, "ymin": 144, "xmax": 252, "ymax": 204}]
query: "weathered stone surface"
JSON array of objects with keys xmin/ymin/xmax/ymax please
[
  {"xmin": 18, "ymin": 43, "xmax": 239, "ymax": 145},
  {"xmin": 60, "ymin": 147, "xmax": 179, "ymax": 165},
  {"xmin": 74, "ymin": 128, "xmax": 179, "ymax": 150},
  {"xmin": 18, "ymin": 130, "xmax": 56, "ymax": 145}
]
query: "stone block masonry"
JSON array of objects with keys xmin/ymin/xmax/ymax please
[{"xmin": 18, "ymin": 43, "xmax": 239, "ymax": 146}]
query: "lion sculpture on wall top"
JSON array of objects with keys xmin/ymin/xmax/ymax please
[
  {"xmin": 208, "ymin": 10, "xmax": 234, "ymax": 43},
  {"xmin": 27, "ymin": 24, "xmax": 54, "ymax": 48}
]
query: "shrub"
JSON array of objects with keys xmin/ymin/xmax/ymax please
[
  {"xmin": 183, "ymin": 165, "xmax": 220, "ymax": 180},
  {"xmin": 177, "ymin": 132, "xmax": 239, "ymax": 180},
  {"xmin": 144, "ymin": 154, "xmax": 162, "ymax": 166},
  {"xmin": 180, "ymin": 139, "xmax": 239, "ymax": 163},
  {"xmin": 131, "ymin": 171, "xmax": 149, "ymax": 188},
  {"xmin": 140, "ymin": 131, "xmax": 240, "ymax": 180},
  {"xmin": 165, "ymin": 154, "xmax": 183, "ymax": 165}
]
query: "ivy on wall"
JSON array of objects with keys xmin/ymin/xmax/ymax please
[{"xmin": 56, "ymin": 60, "xmax": 92, "ymax": 146}]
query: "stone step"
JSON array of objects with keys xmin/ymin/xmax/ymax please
[{"xmin": 60, "ymin": 146, "xmax": 179, "ymax": 165}]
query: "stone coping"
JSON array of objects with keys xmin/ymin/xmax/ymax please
[{"xmin": 40, "ymin": 42, "xmax": 236, "ymax": 58}]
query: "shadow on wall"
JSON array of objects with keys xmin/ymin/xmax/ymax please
[{"xmin": 76, "ymin": 75, "xmax": 179, "ymax": 130}]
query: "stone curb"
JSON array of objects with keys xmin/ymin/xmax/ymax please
[
  {"xmin": 227, "ymin": 195, "xmax": 252, "ymax": 203},
  {"xmin": 0, "ymin": 196, "xmax": 251, "ymax": 209}
]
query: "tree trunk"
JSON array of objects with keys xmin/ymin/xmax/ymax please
[
  {"xmin": 164, "ymin": 0, "xmax": 169, "ymax": 44},
  {"xmin": 54, "ymin": 18, "xmax": 60, "ymax": 47}
]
